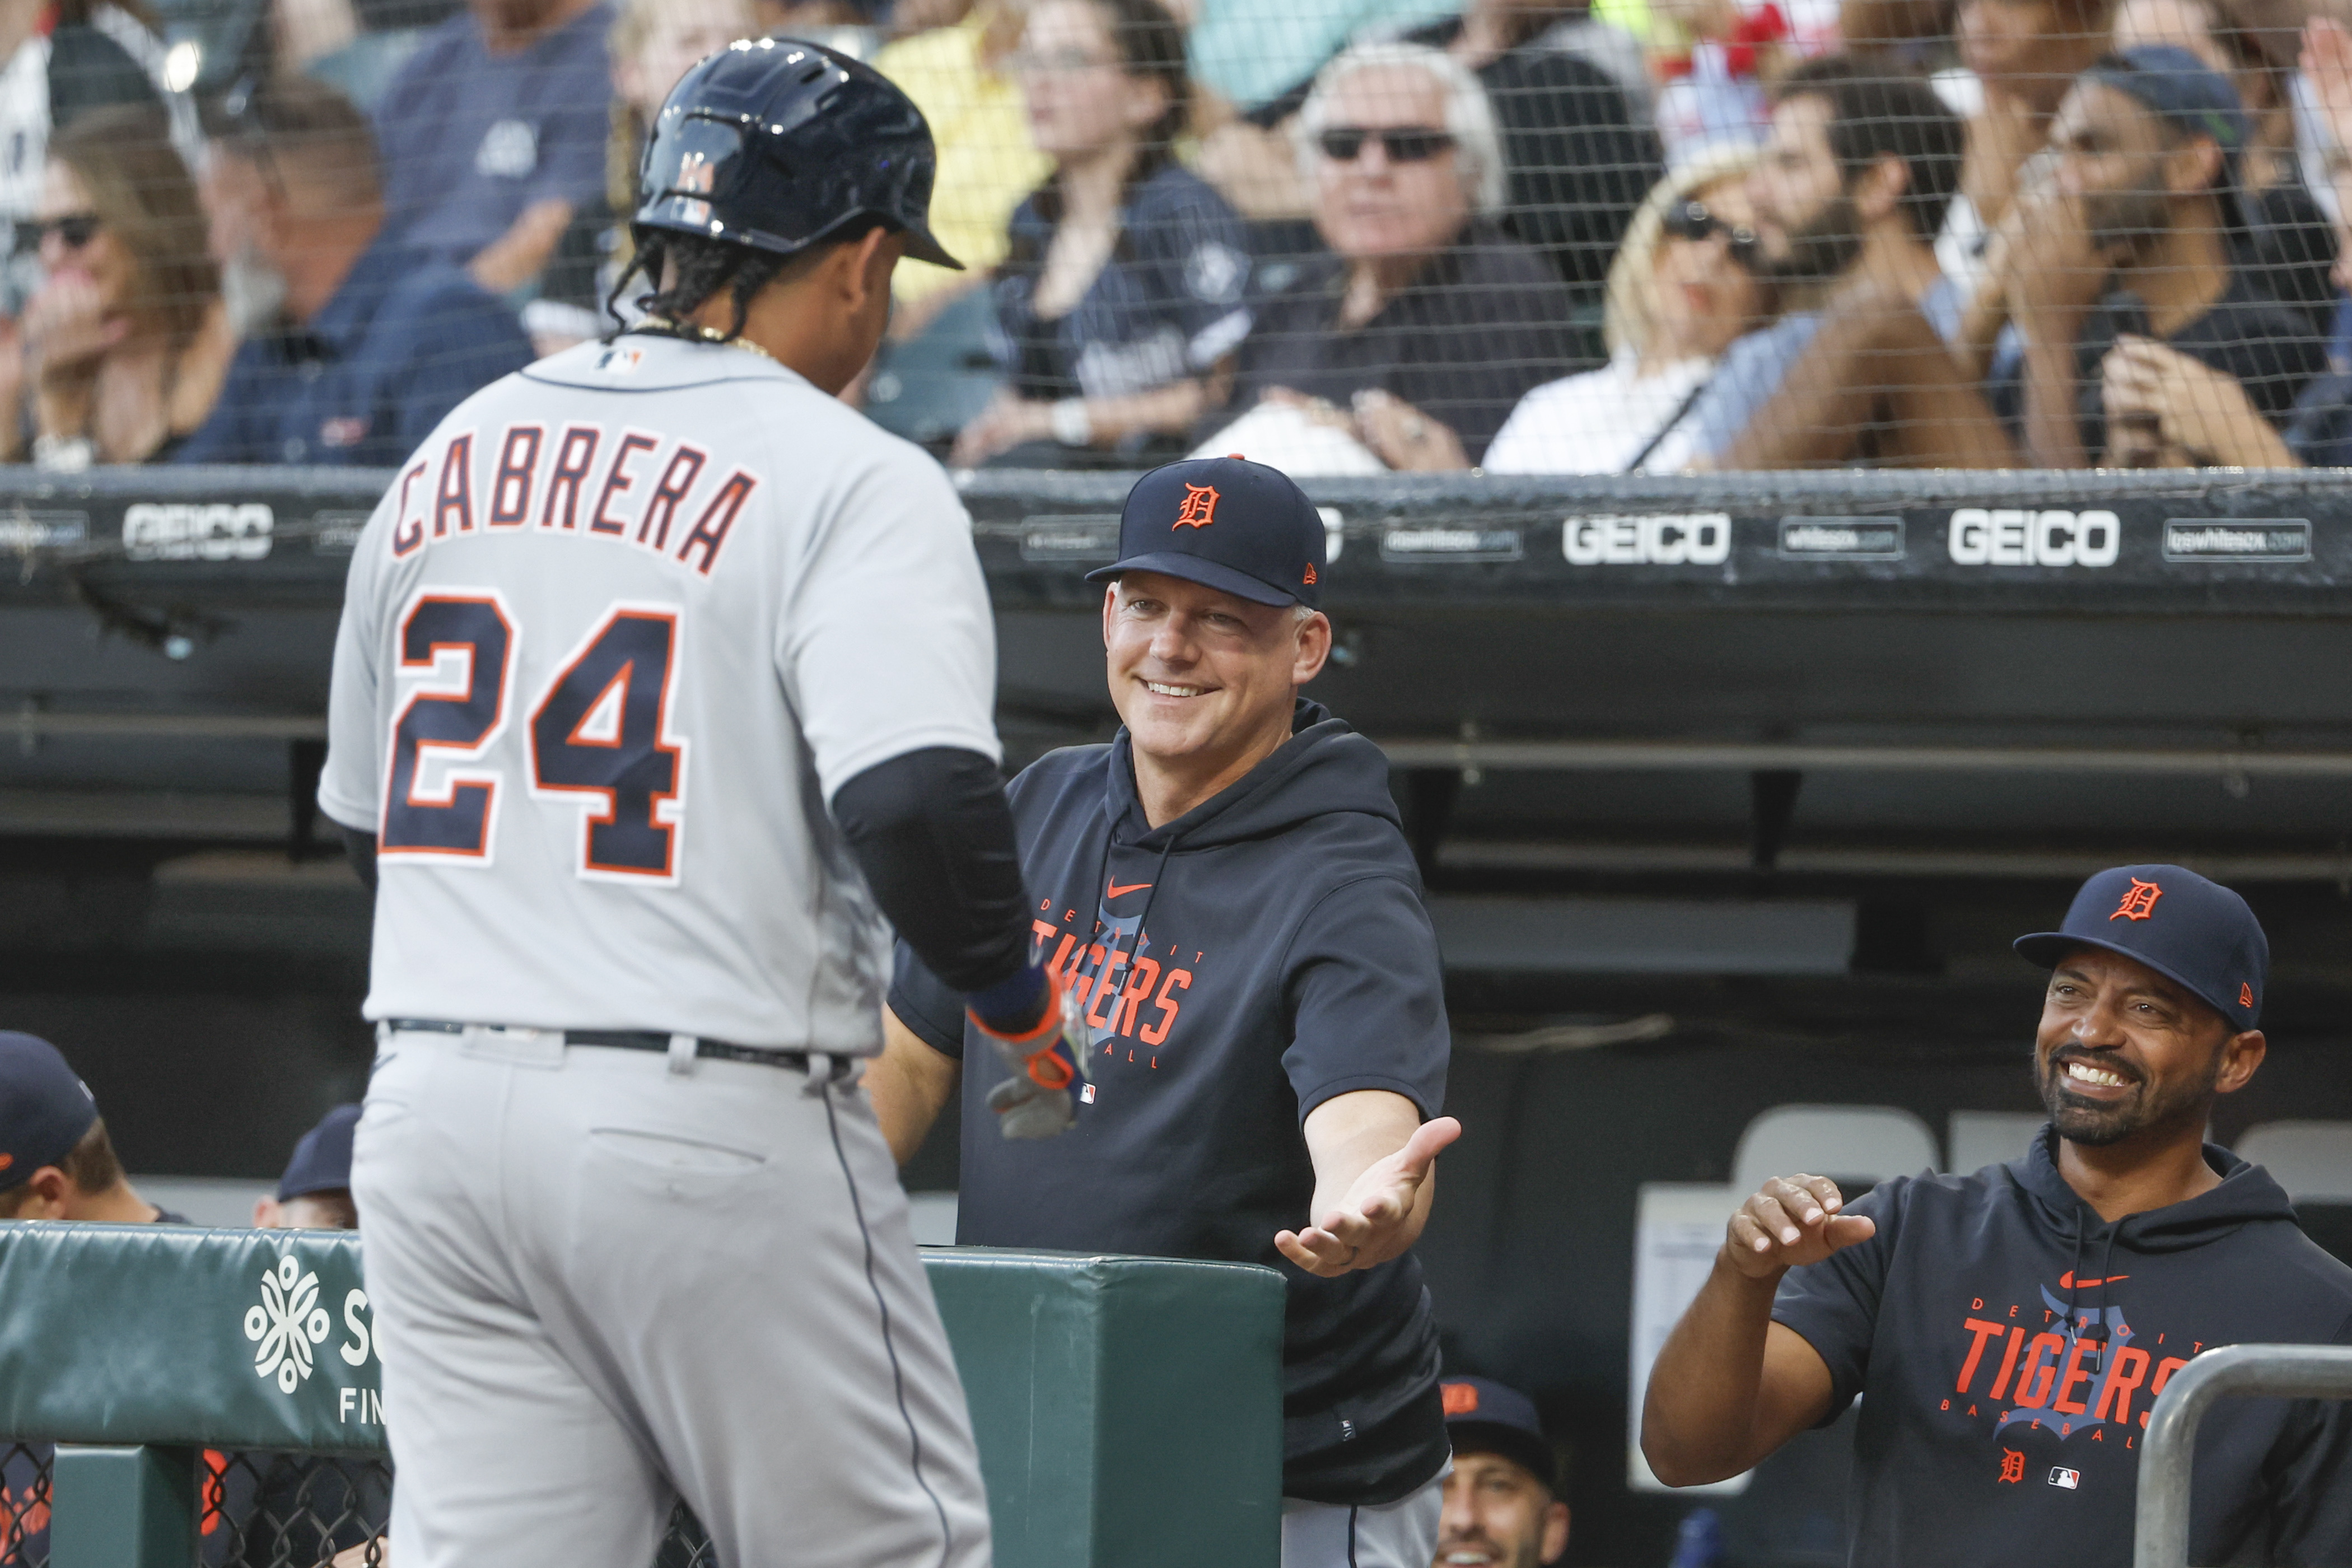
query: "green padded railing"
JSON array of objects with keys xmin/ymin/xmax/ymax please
[{"xmin": 0, "ymin": 1223, "xmax": 1285, "ymax": 1568}]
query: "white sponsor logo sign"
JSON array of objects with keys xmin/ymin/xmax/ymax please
[
  {"xmin": 2161, "ymin": 520, "xmax": 2311, "ymax": 562},
  {"xmin": 124, "ymin": 503, "xmax": 273, "ymax": 562},
  {"xmin": 1384, "ymin": 526, "xmax": 1522, "ymax": 562},
  {"xmin": 244, "ymin": 1253, "xmax": 332, "ymax": 1393},
  {"xmin": 1562, "ymin": 514, "xmax": 1732, "ymax": 566},
  {"xmin": 1777, "ymin": 517, "xmax": 1903, "ymax": 561},
  {"xmin": 1946, "ymin": 509, "xmax": 2119, "ymax": 568}
]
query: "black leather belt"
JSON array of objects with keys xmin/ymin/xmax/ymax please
[{"xmin": 385, "ymin": 1019, "xmax": 810, "ymax": 1071}]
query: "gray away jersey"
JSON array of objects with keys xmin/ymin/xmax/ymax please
[{"xmin": 318, "ymin": 334, "xmax": 1001, "ymax": 1049}]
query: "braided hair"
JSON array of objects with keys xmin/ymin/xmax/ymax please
[{"xmin": 605, "ymin": 228, "xmax": 790, "ymax": 343}]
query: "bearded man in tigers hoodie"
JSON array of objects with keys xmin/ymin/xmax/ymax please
[{"xmin": 1642, "ymin": 863, "xmax": 2352, "ymax": 1566}]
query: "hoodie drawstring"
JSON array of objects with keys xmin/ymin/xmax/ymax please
[
  {"xmin": 2093, "ymin": 1226, "xmax": 2122, "ymax": 1369},
  {"xmin": 2065, "ymin": 1216, "xmax": 2086, "ymax": 1356}
]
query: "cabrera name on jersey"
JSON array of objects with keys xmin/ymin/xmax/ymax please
[{"xmin": 318, "ymin": 335, "xmax": 1002, "ymax": 1049}]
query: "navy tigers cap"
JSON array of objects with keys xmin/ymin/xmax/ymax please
[
  {"xmin": 1085, "ymin": 455, "xmax": 1325, "ymax": 608},
  {"xmin": 2014, "ymin": 864, "xmax": 2267, "ymax": 1032},
  {"xmin": 277, "ymin": 1104, "xmax": 361, "ymax": 1202},
  {"xmin": 0, "ymin": 1032, "xmax": 100, "ymax": 1184},
  {"xmin": 1441, "ymin": 1375, "xmax": 1557, "ymax": 1490}
]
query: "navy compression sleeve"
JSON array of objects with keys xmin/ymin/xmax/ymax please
[{"xmin": 831, "ymin": 746, "xmax": 1032, "ymax": 1000}]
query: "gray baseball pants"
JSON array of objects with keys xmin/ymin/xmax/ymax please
[{"xmin": 352, "ymin": 1024, "xmax": 992, "ymax": 1568}]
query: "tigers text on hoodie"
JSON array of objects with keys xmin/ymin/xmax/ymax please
[
  {"xmin": 890, "ymin": 700, "xmax": 1452, "ymax": 1506},
  {"xmin": 1774, "ymin": 1126, "xmax": 2352, "ymax": 1566}
]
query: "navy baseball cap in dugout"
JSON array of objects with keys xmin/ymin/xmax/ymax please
[
  {"xmin": 278, "ymin": 1104, "xmax": 362, "ymax": 1202},
  {"xmin": 1086, "ymin": 455, "xmax": 1326, "ymax": 609},
  {"xmin": 0, "ymin": 1032, "xmax": 100, "ymax": 1183},
  {"xmin": 1441, "ymin": 1375, "xmax": 1558, "ymax": 1490},
  {"xmin": 2014, "ymin": 864, "xmax": 2268, "ymax": 1033}
]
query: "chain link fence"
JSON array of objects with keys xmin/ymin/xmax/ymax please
[{"xmin": 0, "ymin": 1445, "xmax": 718, "ymax": 1568}]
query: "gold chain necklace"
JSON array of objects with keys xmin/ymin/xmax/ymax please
[{"xmin": 636, "ymin": 316, "xmax": 781, "ymax": 368}]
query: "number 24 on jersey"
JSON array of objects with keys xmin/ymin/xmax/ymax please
[{"xmin": 379, "ymin": 589, "xmax": 688, "ymax": 883}]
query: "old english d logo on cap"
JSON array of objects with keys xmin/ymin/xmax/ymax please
[
  {"xmin": 2111, "ymin": 878, "xmax": 2163, "ymax": 921},
  {"xmin": 1441, "ymin": 1383, "xmax": 1480, "ymax": 1416},
  {"xmin": 1174, "ymin": 484, "xmax": 1220, "ymax": 530}
]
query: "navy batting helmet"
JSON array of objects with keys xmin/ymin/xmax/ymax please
[{"xmin": 634, "ymin": 36, "xmax": 962, "ymax": 269}]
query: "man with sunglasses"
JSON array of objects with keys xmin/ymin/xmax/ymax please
[
  {"xmin": 174, "ymin": 77, "xmax": 532, "ymax": 466},
  {"xmin": 1208, "ymin": 41, "xmax": 1578, "ymax": 472},
  {"xmin": 1649, "ymin": 55, "xmax": 2016, "ymax": 471}
]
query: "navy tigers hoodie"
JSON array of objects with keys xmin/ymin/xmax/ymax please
[
  {"xmin": 890, "ymin": 699, "xmax": 1453, "ymax": 1505},
  {"xmin": 1774, "ymin": 1126, "xmax": 2352, "ymax": 1566}
]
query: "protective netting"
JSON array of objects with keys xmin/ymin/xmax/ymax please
[
  {"xmin": 4, "ymin": 0, "xmax": 2349, "ymax": 478},
  {"xmin": 0, "ymin": 1445, "xmax": 717, "ymax": 1567}
]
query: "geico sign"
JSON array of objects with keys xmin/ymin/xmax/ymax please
[
  {"xmin": 123, "ymin": 503, "xmax": 274, "ymax": 562},
  {"xmin": 1563, "ymin": 513, "xmax": 1732, "ymax": 566},
  {"xmin": 1946, "ymin": 509, "xmax": 2119, "ymax": 568}
]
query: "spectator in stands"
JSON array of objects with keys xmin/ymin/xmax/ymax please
[
  {"xmin": 528, "ymin": 0, "xmax": 758, "ymax": 353},
  {"xmin": 0, "ymin": 106, "xmax": 234, "ymax": 467},
  {"xmin": 1982, "ymin": 45, "xmax": 2325, "ymax": 467},
  {"xmin": 873, "ymin": 0, "xmax": 1052, "ymax": 325},
  {"xmin": 2113, "ymin": 0, "xmax": 2335, "ymax": 334},
  {"xmin": 1418, "ymin": 0, "xmax": 1659, "ymax": 317},
  {"xmin": 1649, "ymin": 0, "xmax": 1795, "ymax": 164},
  {"xmin": 0, "ymin": 0, "xmax": 194, "ymax": 315},
  {"xmin": 2103, "ymin": 13, "xmax": 2352, "ymax": 464},
  {"xmin": 1658, "ymin": 57, "xmax": 2017, "ymax": 469},
  {"xmin": 1485, "ymin": 148, "xmax": 1770, "ymax": 472},
  {"xmin": 1231, "ymin": 0, "xmax": 1662, "ymax": 336},
  {"xmin": 1642, "ymin": 864, "xmax": 2352, "ymax": 1565},
  {"xmin": 177, "ymin": 78, "xmax": 533, "ymax": 465},
  {"xmin": 1943, "ymin": 0, "xmax": 2118, "ymax": 295},
  {"xmin": 950, "ymin": 0, "xmax": 1252, "ymax": 466},
  {"xmin": 252, "ymin": 1104, "xmax": 360, "ymax": 1230},
  {"xmin": 1435, "ymin": 1377, "xmax": 1570, "ymax": 1568},
  {"xmin": 1205, "ymin": 42, "xmax": 1578, "ymax": 472},
  {"xmin": 372, "ymin": 0, "xmax": 613, "ymax": 293}
]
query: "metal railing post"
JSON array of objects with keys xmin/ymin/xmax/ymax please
[
  {"xmin": 2134, "ymin": 1343, "xmax": 2352, "ymax": 1568},
  {"xmin": 50, "ymin": 1444, "xmax": 198, "ymax": 1568}
]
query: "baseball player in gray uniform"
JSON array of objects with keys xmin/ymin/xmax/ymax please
[{"xmin": 318, "ymin": 40, "xmax": 1088, "ymax": 1568}]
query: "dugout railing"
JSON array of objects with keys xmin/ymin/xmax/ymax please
[
  {"xmin": 2134, "ymin": 1343, "xmax": 2352, "ymax": 1568},
  {"xmin": 0, "ymin": 1221, "xmax": 1285, "ymax": 1568}
]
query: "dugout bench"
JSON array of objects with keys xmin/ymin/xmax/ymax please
[{"xmin": 0, "ymin": 1222, "xmax": 1284, "ymax": 1567}]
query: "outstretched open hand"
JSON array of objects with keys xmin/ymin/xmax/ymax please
[{"xmin": 1275, "ymin": 1116, "xmax": 1461, "ymax": 1277}]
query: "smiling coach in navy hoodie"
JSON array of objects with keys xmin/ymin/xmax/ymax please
[
  {"xmin": 871, "ymin": 454, "xmax": 1463, "ymax": 1568},
  {"xmin": 1642, "ymin": 865, "xmax": 2352, "ymax": 1565}
]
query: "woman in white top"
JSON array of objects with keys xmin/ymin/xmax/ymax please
[{"xmin": 1484, "ymin": 147, "xmax": 1770, "ymax": 474}]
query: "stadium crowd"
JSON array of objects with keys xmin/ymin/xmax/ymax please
[{"xmin": 10, "ymin": 0, "xmax": 2352, "ymax": 472}]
